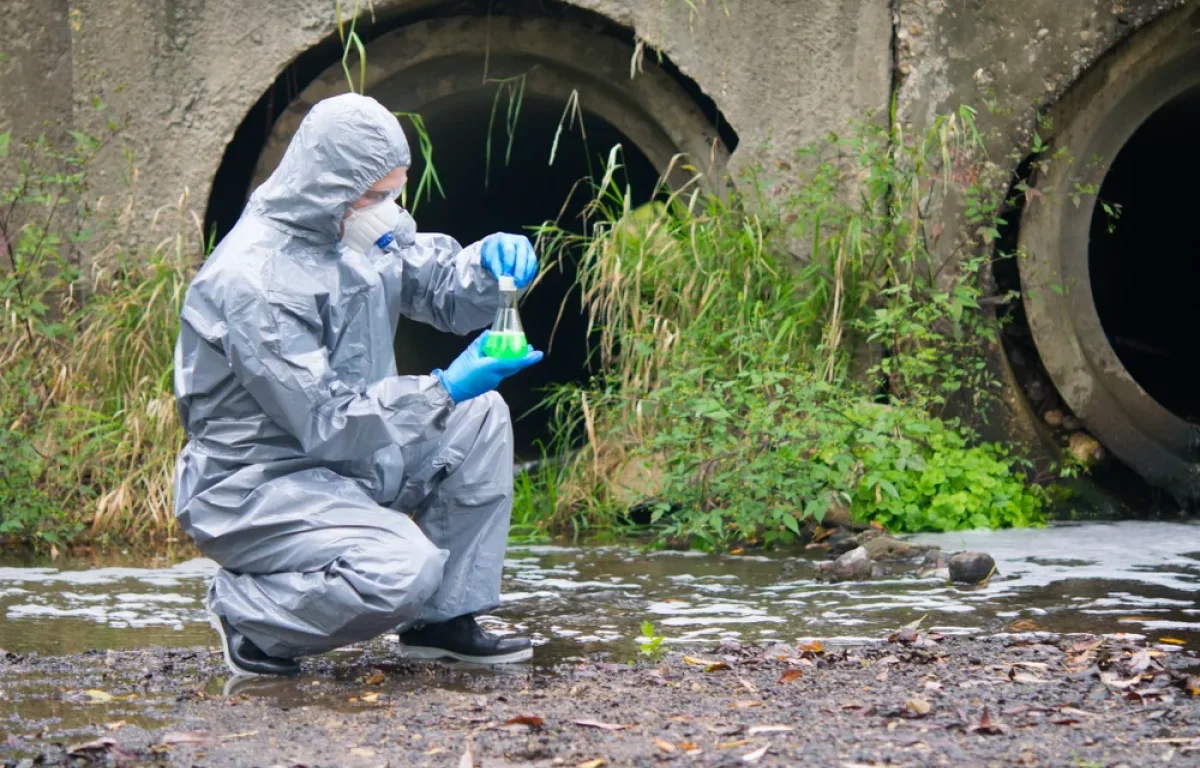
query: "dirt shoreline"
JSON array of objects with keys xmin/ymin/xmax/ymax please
[{"xmin": 3, "ymin": 630, "xmax": 1198, "ymax": 767}]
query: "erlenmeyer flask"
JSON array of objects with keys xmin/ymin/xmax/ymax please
[{"xmin": 483, "ymin": 275, "xmax": 528, "ymax": 359}]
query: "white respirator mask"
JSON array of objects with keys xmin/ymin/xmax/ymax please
[{"xmin": 340, "ymin": 199, "xmax": 402, "ymax": 254}]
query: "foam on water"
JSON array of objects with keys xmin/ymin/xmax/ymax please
[{"xmin": 1, "ymin": 522, "xmax": 1197, "ymax": 659}]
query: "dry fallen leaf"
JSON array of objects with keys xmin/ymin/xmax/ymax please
[
  {"xmin": 104, "ymin": 721, "xmax": 126, "ymax": 731},
  {"xmin": 1008, "ymin": 619, "xmax": 1040, "ymax": 632},
  {"xmin": 1100, "ymin": 671, "xmax": 1142, "ymax": 690},
  {"xmin": 219, "ymin": 731, "xmax": 259, "ymax": 740},
  {"xmin": 573, "ymin": 720, "xmax": 626, "ymax": 731},
  {"xmin": 970, "ymin": 706, "xmax": 1008, "ymax": 735},
  {"xmin": 160, "ymin": 732, "xmax": 212, "ymax": 745},
  {"xmin": 654, "ymin": 738, "xmax": 676, "ymax": 753},
  {"xmin": 577, "ymin": 760, "xmax": 604, "ymax": 768},
  {"xmin": 798, "ymin": 640, "xmax": 824, "ymax": 654},
  {"xmin": 684, "ymin": 655, "xmax": 723, "ymax": 667},
  {"xmin": 738, "ymin": 677, "xmax": 758, "ymax": 693},
  {"xmin": 351, "ymin": 747, "xmax": 376, "ymax": 757},
  {"xmin": 748, "ymin": 725, "xmax": 793, "ymax": 734},
  {"xmin": 732, "ymin": 700, "xmax": 763, "ymax": 709},
  {"xmin": 360, "ymin": 692, "xmax": 382, "ymax": 703},
  {"xmin": 364, "ymin": 671, "xmax": 385, "ymax": 686},
  {"xmin": 719, "ymin": 739, "xmax": 752, "ymax": 749},
  {"xmin": 502, "ymin": 715, "xmax": 545, "ymax": 729},
  {"xmin": 67, "ymin": 737, "xmax": 118, "ymax": 756},
  {"xmin": 742, "ymin": 744, "xmax": 769, "ymax": 763},
  {"xmin": 1159, "ymin": 637, "xmax": 1186, "ymax": 646},
  {"xmin": 678, "ymin": 742, "xmax": 699, "ymax": 752},
  {"xmin": 906, "ymin": 697, "xmax": 932, "ymax": 716},
  {"xmin": 777, "ymin": 669, "xmax": 802, "ymax": 684},
  {"xmin": 1126, "ymin": 649, "xmax": 1153, "ymax": 675},
  {"xmin": 81, "ymin": 689, "xmax": 113, "ymax": 703}
]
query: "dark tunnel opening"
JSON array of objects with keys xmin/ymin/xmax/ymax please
[
  {"xmin": 1088, "ymin": 84, "xmax": 1200, "ymax": 426},
  {"xmin": 395, "ymin": 90, "xmax": 659, "ymax": 458},
  {"xmin": 203, "ymin": 6, "xmax": 735, "ymax": 461},
  {"xmin": 203, "ymin": 3, "xmax": 738, "ymax": 245}
]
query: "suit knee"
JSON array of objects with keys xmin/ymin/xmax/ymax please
[{"xmin": 376, "ymin": 537, "xmax": 446, "ymax": 617}]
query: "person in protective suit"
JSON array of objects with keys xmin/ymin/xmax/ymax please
[{"xmin": 172, "ymin": 92, "xmax": 543, "ymax": 677}]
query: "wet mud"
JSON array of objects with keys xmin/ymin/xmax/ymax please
[
  {"xmin": 3, "ymin": 522, "xmax": 1199, "ymax": 765},
  {"xmin": 3, "ymin": 630, "xmax": 1198, "ymax": 767}
]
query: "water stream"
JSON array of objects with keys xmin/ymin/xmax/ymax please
[{"xmin": 2, "ymin": 521, "xmax": 1197, "ymax": 661}]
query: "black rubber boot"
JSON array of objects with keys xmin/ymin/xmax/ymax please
[
  {"xmin": 208, "ymin": 609, "xmax": 301, "ymax": 677},
  {"xmin": 398, "ymin": 614, "xmax": 533, "ymax": 664}
]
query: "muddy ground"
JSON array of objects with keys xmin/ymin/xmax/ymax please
[{"xmin": 3, "ymin": 628, "xmax": 1199, "ymax": 767}]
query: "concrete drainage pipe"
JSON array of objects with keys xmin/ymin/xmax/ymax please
[{"xmin": 1017, "ymin": 4, "xmax": 1200, "ymax": 501}]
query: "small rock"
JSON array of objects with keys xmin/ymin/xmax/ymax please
[
  {"xmin": 1068, "ymin": 432, "xmax": 1105, "ymax": 466},
  {"xmin": 827, "ymin": 547, "xmax": 873, "ymax": 581},
  {"xmin": 827, "ymin": 529, "xmax": 860, "ymax": 556},
  {"xmin": 853, "ymin": 527, "xmax": 885, "ymax": 544},
  {"xmin": 1024, "ymin": 378, "xmax": 1045, "ymax": 405},
  {"xmin": 1061, "ymin": 414, "xmax": 1083, "ymax": 431},
  {"xmin": 821, "ymin": 502, "xmax": 852, "ymax": 529},
  {"xmin": 949, "ymin": 552, "xmax": 996, "ymax": 585},
  {"xmin": 863, "ymin": 535, "xmax": 931, "ymax": 561},
  {"xmin": 1043, "ymin": 409, "xmax": 1063, "ymax": 428}
]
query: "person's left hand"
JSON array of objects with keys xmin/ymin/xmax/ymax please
[{"xmin": 481, "ymin": 233, "xmax": 538, "ymax": 289}]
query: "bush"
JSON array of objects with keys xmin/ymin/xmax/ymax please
[
  {"xmin": 643, "ymin": 370, "xmax": 1043, "ymax": 549},
  {"xmin": 0, "ymin": 123, "xmax": 196, "ymax": 550},
  {"xmin": 526, "ymin": 109, "xmax": 1049, "ymax": 547}
]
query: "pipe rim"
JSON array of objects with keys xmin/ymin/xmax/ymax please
[
  {"xmin": 1018, "ymin": 5, "xmax": 1200, "ymax": 497},
  {"xmin": 250, "ymin": 15, "xmax": 731, "ymax": 192}
]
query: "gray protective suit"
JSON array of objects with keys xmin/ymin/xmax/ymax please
[{"xmin": 172, "ymin": 93, "xmax": 512, "ymax": 659}]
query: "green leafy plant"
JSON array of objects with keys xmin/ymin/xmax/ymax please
[
  {"xmin": 639, "ymin": 620, "xmax": 666, "ymax": 660},
  {"xmin": 527, "ymin": 107, "xmax": 1053, "ymax": 547}
]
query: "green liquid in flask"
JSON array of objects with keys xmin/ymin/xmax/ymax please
[
  {"xmin": 484, "ymin": 275, "xmax": 528, "ymax": 359},
  {"xmin": 483, "ymin": 330, "xmax": 528, "ymax": 359}
]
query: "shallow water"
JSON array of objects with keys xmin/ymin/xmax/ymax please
[{"xmin": 1, "ymin": 521, "xmax": 1198, "ymax": 664}]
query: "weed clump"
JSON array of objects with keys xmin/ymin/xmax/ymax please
[
  {"xmin": 0, "ymin": 125, "xmax": 196, "ymax": 548},
  {"xmin": 525, "ymin": 110, "xmax": 1050, "ymax": 547}
]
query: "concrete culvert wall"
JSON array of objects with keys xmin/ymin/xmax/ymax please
[
  {"xmin": 212, "ymin": 13, "xmax": 734, "ymax": 455},
  {"xmin": 1016, "ymin": 2, "xmax": 1200, "ymax": 502},
  {"xmin": 8, "ymin": 0, "xmax": 1199, "ymax": 500}
]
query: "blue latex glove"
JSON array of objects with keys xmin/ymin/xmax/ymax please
[
  {"xmin": 481, "ymin": 233, "xmax": 538, "ymax": 289},
  {"xmin": 434, "ymin": 331, "xmax": 543, "ymax": 404}
]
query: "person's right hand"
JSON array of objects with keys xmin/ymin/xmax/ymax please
[{"xmin": 433, "ymin": 331, "xmax": 543, "ymax": 404}]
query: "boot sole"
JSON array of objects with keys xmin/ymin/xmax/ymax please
[
  {"xmin": 207, "ymin": 609, "xmax": 261, "ymax": 679},
  {"xmin": 397, "ymin": 643, "xmax": 533, "ymax": 665}
]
